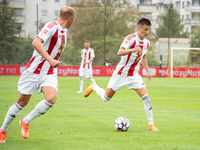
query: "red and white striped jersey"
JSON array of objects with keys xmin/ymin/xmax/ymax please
[
  {"xmin": 79, "ymin": 48, "xmax": 95, "ymax": 69},
  {"xmin": 115, "ymin": 32, "xmax": 150, "ymax": 76},
  {"xmin": 25, "ymin": 21, "xmax": 68, "ymax": 75}
]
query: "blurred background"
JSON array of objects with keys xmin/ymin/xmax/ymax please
[{"xmin": 0, "ymin": 0, "xmax": 200, "ymax": 68}]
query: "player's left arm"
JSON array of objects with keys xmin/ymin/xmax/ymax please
[
  {"xmin": 141, "ymin": 54, "xmax": 151, "ymax": 83},
  {"xmin": 84, "ymin": 57, "xmax": 94, "ymax": 64}
]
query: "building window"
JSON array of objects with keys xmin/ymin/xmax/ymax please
[
  {"xmin": 192, "ymin": 13, "xmax": 195, "ymax": 18},
  {"xmin": 42, "ymin": 10, "xmax": 47, "ymax": 18},
  {"xmin": 42, "ymin": 0, "xmax": 47, "ymax": 2},
  {"xmin": 176, "ymin": 1, "xmax": 180, "ymax": 9},
  {"xmin": 55, "ymin": 0, "xmax": 59, "ymax": 2},
  {"xmin": 55, "ymin": 10, "xmax": 59, "ymax": 18},
  {"xmin": 15, "ymin": 9, "xmax": 22, "ymax": 16},
  {"xmin": 187, "ymin": 1, "xmax": 190, "ymax": 7},
  {"xmin": 182, "ymin": 2, "xmax": 184, "ymax": 8}
]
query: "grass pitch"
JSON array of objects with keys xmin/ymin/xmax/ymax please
[{"xmin": 0, "ymin": 76, "xmax": 200, "ymax": 150}]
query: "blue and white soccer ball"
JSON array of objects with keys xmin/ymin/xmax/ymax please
[{"xmin": 114, "ymin": 117, "xmax": 130, "ymax": 131}]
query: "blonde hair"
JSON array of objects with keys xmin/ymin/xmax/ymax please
[{"xmin": 59, "ymin": 6, "xmax": 75, "ymax": 20}]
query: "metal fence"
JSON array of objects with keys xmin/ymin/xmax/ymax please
[{"xmin": 0, "ymin": 52, "xmax": 121, "ymax": 66}]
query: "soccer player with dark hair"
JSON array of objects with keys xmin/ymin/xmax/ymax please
[
  {"xmin": 77, "ymin": 40, "xmax": 96, "ymax": 93},
  {"xmin": 0, "ymin": 6, "xmax": 76, "ymax": 143},
  {"xmin": 84, "ymin": 18, "xmax": 159, "ymax": 131}
]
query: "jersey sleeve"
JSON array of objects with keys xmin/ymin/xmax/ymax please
[
  {"xmin": 144, "ymin": 39, "xmax": 150, "ymax": 55},
  {"xmin": 37, "ymin": 22, "xmax": 53, "ymax": 43},
  {"xmin": 120, "ymin": 35, "xmax": 134, "ymax": 50},
  {"xmin": 147, "ymin": 40, "xmax": 150, "ymax": 50},
  {"xmin": 91, "ymin": 49, "xmax": 95, "ymax": 57},
  {"xmin": 81, "ymin": 50, "xmax": 84, "ymax": 58}
]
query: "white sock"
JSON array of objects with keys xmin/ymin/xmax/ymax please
[
  {"xmin": 142, "ymin": 94, "xmax": 154, "ymax": 125},
  {"xmin": 93, "ymin": 85, "xmax": 110, "ymax": 102},
  {"xmin": 88, "ymin": 78, "xmax": 96, "ymax": 83},
  {"xmin": 79, "ymin": 77, "xmax": 84, "ymax": 92},
  {"xmin": 1, "ymin": 103, "xmax": 23, "ymax": 131},
  {"xmin": 23, "ymin": 100, "xmax": 53, "ymax": 124}
]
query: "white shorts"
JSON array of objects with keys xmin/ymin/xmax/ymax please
[
  {"xmin": 107, "ymin": 73, "xmax": 145, "ymax": 91},
  {"xmin": 18, "ymin": 70, "xmax": 58, "ymax": 95},
  {"xmin": 79, "ymin": 68, "xmax": 93, "ymax": 78}
]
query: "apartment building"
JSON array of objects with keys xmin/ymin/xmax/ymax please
[
  {"xmin": 7, "ymin": 0, "xmax": 200, "ymax": 39},
  {"xmin": 137, "ymin": 0, "xmax": 200, "ymax": 33},
  {"xmin": 8, "ymin": 0, "xmax": 67, "ymax": 38}
]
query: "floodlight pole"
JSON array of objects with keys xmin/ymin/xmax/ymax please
[
  {"xmin": 168, "ymin": 6, "xmax": 170, "ymax": 50},
  {"xmin": 170, "ymin": 48, "xmax": 173, "ymax": 78},
  {"xmin": 36, "ymin": 4, "xmax": 38, "ymax": 34},
  {"xmin": 103, "ymin": 3, "xmax": 107, "ymax": 66}
]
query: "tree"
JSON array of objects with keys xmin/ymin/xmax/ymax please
[
  {"xmin": 0, "ymin": 0, "xmax": 34, "ymax": 64},
  {"xmin": 189, "ymin": 22, "xmax": 200, "ymax": 67},
  {"xmin": 190, "ymin": 24, "xmax": 200, "ymax": 48},
  {"xmin": 0, "ymin": 0, "xmax": 22, "ymax": 64},
  {"xmin": 35, "ymin": 19, "xmax": 46, "ymax": 35},
  {"xmin": 67, "ymin": 0, "xmax": 140, "ymax": 65},
  {"xmin": 155, "ymin": 5, "xmax": 189, "ymax": 38}
]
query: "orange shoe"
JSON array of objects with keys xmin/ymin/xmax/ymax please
[
  {"xmin": 84, "ymin": 82, "xmax": 96, "ymax": 97},
  {"xmin": 0, "ymin": 130, "xmax": 7, "ymax": 143},
  {"xmin": 149, "ymin": 124, "xmax": 159, "ymax": 131},
  {"xmin": 19, "ymin": 118, "xmax": 29, "ymax": 139}
]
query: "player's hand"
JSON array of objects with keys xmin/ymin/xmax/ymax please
[
  {"xmin": 49, "ymin": 59, "xmax": 62, "ymax": 68},
  {"xmin": 147, "ymin": 71, "xmax": 152, "ymax": 83},
  {"xmin": 133, "ymin": 47, "xmax": 142, "ymax": 53},
  {"xmin": 84, "ymin": 61, "xmax": 89, "ymax": 64}
]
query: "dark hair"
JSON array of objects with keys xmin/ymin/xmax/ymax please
[
  {"xmin": 137, "ymin": 18, "xmax": 151, "ymax": 26},
  {"xmin": 85, "ymin": 40, "xmax": 90, "ymax": 43}
]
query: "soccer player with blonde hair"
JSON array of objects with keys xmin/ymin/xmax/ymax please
[{"xmin": 0, "ymin": 6, "xmax": 76, "ymax": 143}]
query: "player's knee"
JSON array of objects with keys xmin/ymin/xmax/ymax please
[{"xmin": 45, "ymin": 94, "xmax": 57, "ymax": 104}]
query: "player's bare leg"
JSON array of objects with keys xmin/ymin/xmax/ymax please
[
  {"xmin": 21, "ymin": 87, "xmax": 56, "ymax": 138},
  {"xmin": 135, "ymin": 87, "xmax": 159, "ymax": 131},
  {"xmin": 42, "ymin": 86, "xmax": 57, "ymax": 104},
  {"xmin": 105, "ymin": 88, "xmax": 115, "ymax": 99}
]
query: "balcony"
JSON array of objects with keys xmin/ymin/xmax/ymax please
[
  {"xmin": 185, "ymin": 19, "xmax": 200, "ymax": 25},
  {"xmin": 15, "ymin": 15, "xmax": 25, "ymax": 23},
  {"xmin": 9, "ymin": 0, "xmax": 25, "ymax": 9},
  {"xmin": 152, "ymin": 0, "xmax": 164, "ymax": 4},
  {"xmin": 185, "ymin": 5, "xmax": 200, "ymax": 12},
  {"xmin": 137, "ymin": 4, "xmax": 157, "ymax": 13},
  {"xmin": 15, "ymin": 30, "xmax": 25, "ymax": 38}
]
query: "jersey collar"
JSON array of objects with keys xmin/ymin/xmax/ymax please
[
  {"xmin": 56, "ymin": 21, "xmax": 65, "ymax": 31},
  {"xmin": 136, "ymin": 32, "xmax": 144, "ymax": 42}
]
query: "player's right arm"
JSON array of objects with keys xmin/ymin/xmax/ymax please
[
  {"xmin": 117, "ymin": 47, "xmax": 142, "ymax": 56},
  {"xmin": 118, "ymin": 34, "xmax": 142, "ymax": 56},
  {"xmin": 32, "ymin": 37, "xmax": 62, "ymax": 68}
]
